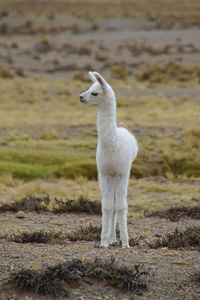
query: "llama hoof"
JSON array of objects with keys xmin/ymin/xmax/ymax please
[
  {"xmin": 122, "ymin": 244, "xmax": 130, "ymax": 249},
  {"xmin": 100, "ymin": 244, "xmax": 109, "ymax": 248}
]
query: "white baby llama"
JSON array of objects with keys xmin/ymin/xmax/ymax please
[{"xmin": 79, "ymin": 71, "xmax": 138, "ymax": 248}]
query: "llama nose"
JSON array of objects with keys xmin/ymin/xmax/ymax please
[{"xmin": 79, "ymin": 95, "xmax": 85, "ymax": 103}]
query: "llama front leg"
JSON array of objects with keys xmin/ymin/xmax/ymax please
[
  {"xmin": 101, "ymin": 207, "xmax": 113, "ymax": 247},
  {"xmin": 117, "ymin": 207, "xmax": 129, "ymax": 248},
  {"xmin": 115, "ymin": 175, "xmax": 130, "ymax": 248},
  {"xmin": 99, "ymin": 173, "xmax": 114, "ymax": 247},
  {"xmin": 109, "ymin": 211, "xmax": 117, "ymax": 245}
]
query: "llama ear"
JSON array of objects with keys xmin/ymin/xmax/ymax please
[
  {"xmin": 93, "ymin": 72, "xmax": 107, "ymax": 91},
  {"xmin": 89, "ymin": 71, "xmax": 97, "ymax": 83}
]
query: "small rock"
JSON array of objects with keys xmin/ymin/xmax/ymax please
[
  {"xmin": 136, "ymin": 291, "xmax": 143, "ymax": 296},
  {"xmin": 154, "ymin": 233, "xmax": 162, "ymax": 237},
  {"xmin": 16, "ymin": 211, "xmax": 26, "ymax": 218}
]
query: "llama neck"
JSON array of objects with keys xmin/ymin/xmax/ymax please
[{"xmin": 97, "ymin": 104, "xmax": 117, "ymax": 143}]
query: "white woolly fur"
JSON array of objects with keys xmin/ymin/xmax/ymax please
[{"xmin": 79, "ymin": 71, "xmax": 138, "ymax": 248}]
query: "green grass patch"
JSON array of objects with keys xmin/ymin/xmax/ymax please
[
  {"xmin": 0, "ymin": 77, "xmax": 199, "ymax": 181},
  {"xmin": 0, "ymin": 148, "xmax": 65, "ymax": 166},
  {"xmin": 0, "ymin": 148, "xmax": 64, "ymax": 180},
  {"xmin": 0, "ymin": 160, "xmax": 58, "ymax": 181},
  {"xmin": 164, "ymin": 151, "xmax": 200, "ymax": 178},
  {"xmin": 0, "ymin": 147, "xmax": 98, "ymax": 180},
  {"xmin": 55, "ymin": 159, "xmax": 98, "ymax": 180},
  {"xmin": 131, "ymin": 155, "xmax": 170, "ymax": 178}
]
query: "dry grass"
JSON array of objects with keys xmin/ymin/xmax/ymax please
[
  {"xmin": 145, "ymin": 205, "xmax": 200, "ymax": 221},
  {"xmin": 52, "ymin": 197, "xmax": 101, "ymax": 214},
  {"xmin": 0, "ymin": 74, "xmax": 199, "ymax": 215},
  {"xmin": 11, "ymin": 229, "xmax": 62, "ymax": 243},
  {"xmin": 185, "ymin": 128, "xmax": 200, "ymax": 149},
  {"xmin": 66, "ymin": 223, "xmax": 102, "ymax": 241},
  {"xmin": 136, "ymin": 62, "xmax": 200, "ymax": 84},
  {"xmin": 0, "ymin": 66, "xmax": 13, "ymax": 78},
  {"xmin": 8, "ymin": 256, "xmax": 147, "ymax": 297},
  {"xmin": 0, "ymin": 176, "xmax": 200, "ymax": 218},
  {"xmin": 0, "ymin": 195, "xmax": 102, "ymax": 215},
  {"xmin": 0, "ymin": 77, "xmax": 199, "ymax": 183},
  {"xmin": 110, "ymin": 64, "xmax": 129, "ymax": 81},
  {"xmin": 0, "ymin": 195, "xmax": 50, "ymax": 213},
  {"xmin": 149, "ymin": 226, "xmax": 200, "ymax": 250}
]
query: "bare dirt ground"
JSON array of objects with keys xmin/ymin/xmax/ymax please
[
  {"xmin": 1, "ymin": 211, "xmax": 200, "ymax": 300},
  {"xmin": 0, "ymin": 4, "xmax": 200, "ymax": 300},
  {"xmin": 1, "ymin": 11, "xmax": 200, "ymax": 81}
]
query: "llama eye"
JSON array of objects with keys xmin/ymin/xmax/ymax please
[{"xmin": 91, "ymin": 92, "xmax": 98, "ymax": 96}]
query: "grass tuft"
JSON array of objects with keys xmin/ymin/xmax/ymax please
[
  {"xmin": 145, "ymin": 205, "xmax": 200, "ymax": 221},
  {"xmin": 185, "ymin": 128, "xmax": 200, "ymax": 149},
  {"xmin": 11, "ymin": 230, "xmax": 62, "ymax": 243},
  {"xmin": 149, "ymin": 226, "xmax": 200, "ymax": 250},
  {"xmin": 67, "ymin": 223, "xmax": 101, "ymax": 241},
  {"xmin": 9, "ymin": 265, "xmax": 70, "ymax": 297},
  {"xmin": 0, "ymin": 195, "xmax": 50, "ymax": 213},
  {"xmin": 110, "ymin": 63, "xmax": 128, "ymax": 80},
  {"xmin": 86, "ymin": 256, "xmax": 147, "ymax": 291},
  {"xmin": 136, "ymin": 62, "xmax": 200, "ymax": 83},
  {"xmin": 0, "ymin": 66, "xmax": 13, "ymax": 78},
  {"xmin": 8, "ymin": 257, "xmax": 147, "ymax": 297},
  {"xmin": 52, "ymin": 197, "xmax": 101, "ymax": 215}
]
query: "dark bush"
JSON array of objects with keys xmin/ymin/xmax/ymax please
[
  {"xmin": 8, "ymin": 257, "xmax": 147, "ymax": 297},
  {"xmin": 145, "ymin": 205, "xmax": 200, "ymax": 221},
  {"xmin": 11, "ymin": 230, "xmax": 62, "ymax": 243},
  {"xmin": 67, "ymin": 223, "xmax": 102, "ymax": 241},
  {"xmin": 149, "ymin": 226, "xmax": 200, "ymax": 250}
]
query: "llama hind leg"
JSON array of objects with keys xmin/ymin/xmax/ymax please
[
  {"xmin": 99, "ymin": 173, "xmax": 114, "ymax": 247},
  {"xmin": 115, "ymin": 175, "xmax": 130, "ymax": 248}
]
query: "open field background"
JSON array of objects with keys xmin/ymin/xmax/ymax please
[{"xmin": 0, "ymin": 0, "xmax": 200, "ymax": 299}]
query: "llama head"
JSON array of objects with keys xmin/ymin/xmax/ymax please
[{"xmin": 79, "ymin": 71, "xmax": 115, "ymax": 109}]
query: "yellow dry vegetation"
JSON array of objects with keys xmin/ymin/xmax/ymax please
[{"xmin": 0, "ymin": 74, "xmax": 199, "ymax": 214}]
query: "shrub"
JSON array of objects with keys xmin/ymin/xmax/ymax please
[
  {"xmin": 136, "ymin": 62, "xmax": 200, "ymax": 83},
  {"xmin": 11, "ymin": 230, "xmax": 62, "ymax": 244},
  {"xmin": 8, "ymin": 257, "xmax": 147, "ymax": 297},
  {"xmin": 149, "ymin": 226, "xmax": 200, "ymax": 250},
  {"xmin": 67, "ymin": 223, "xmax": 101, "ymax": 241},
  {"xmin": 145, "ymin": 205, "xmax": 200, "ymax": 221},
  {"xmin": 0, "ymin": 195, "xmax": 50, "ymax": 213},
  {"xmin": 52, "ymin": 197, "xmax": 101, "ymax": 215}
]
